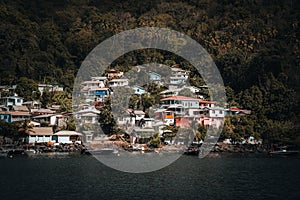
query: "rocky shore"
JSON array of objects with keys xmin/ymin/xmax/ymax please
[
  {"xmin": 212, "ymin": 143, "xmax": 267, "ymax": 153},
  {"xmin": 0, "ymin": 143, "xmax": 87, "ymax": 158}
]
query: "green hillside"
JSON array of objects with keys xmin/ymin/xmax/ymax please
[{"xmin": 0, "ymin": 0, "xmax": 299, "ymax": 143}]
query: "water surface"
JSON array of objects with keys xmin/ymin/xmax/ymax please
[{"xmin": 0, "ymin": 154, "xmax": 299, "ymax": 200}]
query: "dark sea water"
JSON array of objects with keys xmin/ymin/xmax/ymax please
[{"xmin": 0, "ymin": 154, "xmax": 299, "ymax": 200}]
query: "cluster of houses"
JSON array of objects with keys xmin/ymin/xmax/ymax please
[
  {"xmin": 0, "ymin": 85, "xmax": 82, "ymax": 145},
  {"xmin": 0, "ymin": 64, "xmax": 252, "ymax": 147},
  {"xmin": 75, "ymin": 65, "xmax": 251, "ymax": 146}
]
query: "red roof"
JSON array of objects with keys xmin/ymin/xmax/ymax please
[
  {"xmin": 199, "ymin": 99, "xmax": 215, "ymax": 104},
  {"xmin": 229, "ymin": 107, "xmax": 240, "ymax": 111},
  {"xmin": 161, "ymin": 96, "xmax": 199, "ymax": 101},
  {"xmin": 0, "ymin": 111, "xmax": 31, "ymax": 116}
]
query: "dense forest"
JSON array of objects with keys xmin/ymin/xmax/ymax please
[{"xmin": 0, "ymin": 0, "xmax": 299, "ymax": 144}]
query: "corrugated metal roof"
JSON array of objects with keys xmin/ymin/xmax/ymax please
[
  {"xmin": 29, "ymin": 127, "xmax": 53, "ymax": 136},
  {"xmin": 54, "ymin": 131, "xmax": 82, "ymax": 136},
  {"xmin": 161, "ymin": 96, "xmax": 199, "ymax": 101}
]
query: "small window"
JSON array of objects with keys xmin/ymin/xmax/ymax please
[
  {"xmin": 212, "ymin": 110, "xmax": 215, "ymax": 114},
  {"xmin": 219, "ymin": 111, "xmax": 223, "ymax": 114}
]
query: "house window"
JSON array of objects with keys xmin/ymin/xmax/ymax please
[
  {"xmin": 17, "ymin": 99, "xmax": 21, "ymax": 103},
  {"xmin": 219, "ymin": 111, "xmax": 223, "ymax": 114},
  {"xmin": 212, "ymin": 110, "xmax": 215, "ymax": 114}
]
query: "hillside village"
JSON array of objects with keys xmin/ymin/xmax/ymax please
[{"xmin": 1, "ymin": 64, "xmax": 256, "ymax": 153}]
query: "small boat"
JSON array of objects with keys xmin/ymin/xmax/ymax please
[{"xmin": 269, "ymin": 146, "xmax": 299, "ymax": 156}]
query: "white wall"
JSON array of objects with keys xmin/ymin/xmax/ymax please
[
  {"xmin": 57, "ymin": 136, "xmax": 72, "ymax": 144},
  {"xmin": 28, "ymin": 135, "xmax": 52, "ymax": 143}
]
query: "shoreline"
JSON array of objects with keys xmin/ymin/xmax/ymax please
[{"xmin": 1, "ymin": 142, "xmax": 299, "ymax": 158}]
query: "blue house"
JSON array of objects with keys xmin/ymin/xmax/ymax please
[
  {"xmin": 93, "ymin": 88, "xmax": 111, "ymax": 97},
  {"xmin": 0, "ymin": 111, "xmax": 30, "ymax": 122},
  {"xmin": 0, "ymin": 112, "xmax": 11, "ymax": 122},
  {"xmin": 149, "ymin": 72, "xmax": 161, "ymax": 82}
]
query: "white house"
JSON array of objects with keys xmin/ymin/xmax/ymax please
[
  {"xmin": 187, "ymin": 108, "xmax": 202, "ymax": 116},
  {"xmin": 38, "ymin": 84, "xmax": 64, "ymax": 94},
  {"xmin": 27, "ymin": 127, "xmax": 53, "ymax": 144},
  {"xmin": 0, "ymin": 93, "xmax": 23, "ymax": 107},
  {"xmin": 154, "ymin": 109, "xmax": 175, "ymax": 126},
  {"xmin": 132, "ymin": 86, "xmax": 146, "ymax": 95},
  {"xmin": 199, "ymin": 107, "xmax": 225, "ymax": 128},
  {"xmin": 204, "ymin": 107, "xmax": 225, "ymax": 118},
  {"xmin": 109, "ymin": 79, "xmax": 129, "ymax": 87},
  {"xmin": 75, "ymin": 106, "xmax": 100, "ymax": 125},
  {"xmin": 160, "ymin": 96, "xmax": 199, "ymax": 109},
  {"xmin": 91, "ymin": 76, "xmax": 107, "ymax": 88},
  {"xmin": 52, "ymin": 131, "xmax": 82, "ymax": 144},
  {"xmin": 81, "ymin": 80, "xmax": 103, "ymax": 89},
  {"xmin": 38, "ymin": 84, "xmax": 53, "ymax": 95},
  {"xmin": 32, "ymin": 114, "xmax": 57, "ymax": 126}
]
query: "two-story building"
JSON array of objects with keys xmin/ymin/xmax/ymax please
[
  {"xmin": 0, "ymin": 93, "xmax": 23, "ymax": 107},
  {"xmin": 74, "ymin": 106, "xmax": 100, "ymax": 125}
]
